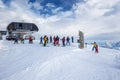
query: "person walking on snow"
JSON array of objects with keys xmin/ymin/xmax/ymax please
[
  {"xmin": 56, "ymin": 36, "xmax": 60, "ymax": 46},
  {"xmin": 50, "ymin": 36, "xmax": 52, "ymax": 43},
  {"xmin": 92, "ymin": 42, "xmax": 96, "ymax": 51},
  {"xmin": 29, "ymin": 36, "xmax": 33, "ymax": 44},
  {"xmin": 71, "ymin": 36, "xmax": 74, "ymax": 43},
  {"xmin": 66, "ymin": 36, "xmax": 70, "ymax": 45},
  {"xmin": 14, "ymin": 36, "xmax": 18, "ymax": 44},
  {"xmin": 62, "ymin": 37, "xmax": 65, "ymax": 46},
  {"xmin": 92, "ymin": 42, "xmax": 98, "ymax": 53},
  {"xmin": 53, "ymin": 36, "xmax": 56, "ymax": 46},
  {"xmin": 21, "ymin": 38, "xmax": 24, "ymax": 44},
  {"xmin": 40, "ymin": 36, "xmax": 43, "ymax": 44},
  {"xmin": 46, "ymin": 36, "xmax": 49, "ymax": 43},
  {"xmin": 95, "ymin": 44, "xmax": 99, "ymax": 53},
  {"xmin": 43, "ymin": 35, "xmax": 47, "ymax": 46}
]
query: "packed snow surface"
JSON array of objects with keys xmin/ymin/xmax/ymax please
[{"xmin": 0, "ymin": 40, "xmax": 120, "ymax": 80}]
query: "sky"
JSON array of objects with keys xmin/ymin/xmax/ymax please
[{"xmin": 0, "ymin": 0, "xmax": 120, "ymax": 40}]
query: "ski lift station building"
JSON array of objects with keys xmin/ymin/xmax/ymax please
[{"xmin": 6, "ymin": 22, "xmax": 39, "ymax": 40}]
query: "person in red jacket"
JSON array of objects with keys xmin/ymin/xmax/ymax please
[
  {"xmin": 29, "ymin": 36, "xmax": 33, "ymax": 44},
  {"xmin": 62, "ymin": 37, "xmax": 65, "ymax": 46},
  {"xmin": 95, "ymin": 44, "xmax": 99, "ymax": 53},
  {"xmin": 53, "ymin": 36, "xmax": 56, "ymax": 46}
]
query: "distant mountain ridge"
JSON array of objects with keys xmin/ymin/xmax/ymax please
[{"xmin": 86, "ymin": 40, "xmax": 120, "ymax": 50}]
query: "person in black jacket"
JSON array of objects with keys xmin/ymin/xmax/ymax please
[
  {"xmin": 66, "ymin": 36, "xmax": 70, "ymax": 45},
  {"xmin": 71, "ymin": 36, "xmax": 74, "ymax": 43},
  {"xmin": 50, "ymin": 36, "xmax": 52, "ymax": 43},
  {"xmin": 14, "ymin": 36, "xmax": 18, "ymax": 44},
  {"xmin": 40, "ymin": 36, "xmax": 43, "ymax": 44}
]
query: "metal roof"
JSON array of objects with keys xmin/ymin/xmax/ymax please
[{"xmin": 7, "ymin": 22, "xmax": 39, "ymax": 32}]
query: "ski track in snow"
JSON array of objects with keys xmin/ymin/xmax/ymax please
[{"xmin": 0, "ymin": 40, "xmax": 120, "ymax": 80}]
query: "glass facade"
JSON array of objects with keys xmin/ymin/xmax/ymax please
[{"xmin": 8, "ymin": 23, "xmax": 38, "ymax": 31}]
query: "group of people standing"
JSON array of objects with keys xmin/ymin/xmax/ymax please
[
  {"xmin": 13, "ymin": 35, "xmax": 99, "ymax": 53},
  {"xmin": 14, "ymin": 36, "xmax": 25, "ymax": 44},
  {"xmin": 14, "ymin": 36, "xmax": 33, "ymax": 44},
  {"xmin": 40, "ymin": 35, "xmax": 74, "ymax": 47}
]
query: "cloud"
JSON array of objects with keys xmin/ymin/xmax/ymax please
[
  {"xmin": 46, "ymin": 3, "xmax": 55, "ymax": 8},
  {"xmin": 69, "ymin": 0, "xmax": 120, "ymax": 39},
  {"xmin": 32, "ymin": 2, "xmax": 43, "ymax": 10},
  {"xmin": 0, "ymin": 0, "xmax": 5, "ymax": 8},
  {"xmin": 28, "ymin": 0, "xmax": 84, "ymax": 15},
  {"xmin": 86, "ymin": 32, "xmax": 120, "ymax": 40},
  {"xmin": 1, "ymin": 0, "xmax": 12, "ymax": 6},
  {"xmin": 0, "ymin": 0, "xmax": 120, "ymax": 40}
]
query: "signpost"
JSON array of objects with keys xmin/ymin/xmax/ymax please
[{"xmin": 79, "ymin": 31, "xmax": 84, "ymax": 49}]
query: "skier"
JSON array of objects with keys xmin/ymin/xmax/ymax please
[
  {"xmin": 50, "ymin": 36, "xmax": 52, "ymax": 43},
  {"xmin": 21, "ymin": 38, "xmax": 24, "ymax": 44},
  {"xmin": 66, "ymin": 36, "xmax": 70, "ymax": 45},
  {"xmin": 71, "ymin": 36, "xmax": 74, "ymax": 43},
  {"xmin": 62, "ymin": 37, "xmax": 65, "ymax": 46},
  {"xmin": 53, "ymin": 36, "xmax": 56, "ymax": 46},
  {"xmin": 85, "ymin": 42, "xmax": 87, "ymax": 48},
  {"xmin": 95, "ymin": 44, "xmax": 99, "ymax": 53},
  {"xmin": 43, "ymin": 35, "xmax": 47, "ymax": 46},
  {"xmin": 92, "ymin": 42, "xmax": 97, "ymax": 51},
  {"xmin": 46, "ymin": 36, "xmax": 49, "ymax": 43},
  {"xmin": 40, "ymin": 36, "xmax": 43, "ymax": 44},
  {"xmin": 14, "ymin": 36, "xmax": 18, "ymax": 44},
  {"xmin": 56, "ymin": 36, "xmax": 60, "ymax": 46},
  {"xmin": 29, "ymin": 36, "xmax": 33, "ymax": 44},
  {"xmin": 92, "ymin": 42, "xmax": 99, "ymax": 53}
]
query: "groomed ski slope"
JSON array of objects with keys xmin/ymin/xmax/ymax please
[{"xmin": 0, "ymin": 40, "xmax": 120, "ymax": 80}]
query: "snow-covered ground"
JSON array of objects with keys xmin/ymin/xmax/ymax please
[{"xmin": 0, "ymin": 40, "xmax": 120, "ymax": 80}]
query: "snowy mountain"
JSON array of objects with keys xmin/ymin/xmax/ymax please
[
  {"xmin": 98, "ymin": 41, "xmax": 120, "ymax": 50},
  {"xmin": 85, "ymin": 40, "xmax": 120, "ymax": 50},
  {"xmin": 0, "ymin": 40, "xmax": 120, "ymax": 80}
]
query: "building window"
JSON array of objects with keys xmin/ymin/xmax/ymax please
[{"xmin": 19, "ymin": 23, "xmax": 23, "ymax": 29}]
